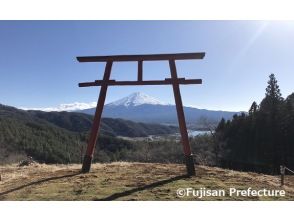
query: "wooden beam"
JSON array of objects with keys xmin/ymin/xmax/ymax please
[
  {"xmin": 138, "ymin": 60, "xmax": 143, "ymax": 81},
  {"xmin": 78, "ymin": 78, "xmax": 202, "ymax": 87},
  {"xmin": 77, "ymin": 52, "xmax": 205, "ymax": 62}
]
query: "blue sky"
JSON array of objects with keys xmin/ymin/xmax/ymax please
[{"xmin": 0, "ymin": 20, "xmax": 293, "ymax": 111}]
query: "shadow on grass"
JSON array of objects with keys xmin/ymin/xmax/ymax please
[
  {"xmin": 95, "ymin": 174, "xmax": 189, "ymax": 201},
  {"xmin": 0, "ymin": 172, "xmax": 81, "ymax": 197}
]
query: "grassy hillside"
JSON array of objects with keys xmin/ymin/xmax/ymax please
[
  {"xmin": 0, "ymin": 104, "xmax": 179, "ymax": 164},
  {"xmin": 29, "ymin": 110, "xmax": 178, "ymax": 136},
  {"xmin": 0, "ymin": 105, "xmax": 85, "ymax": 164},
  {"xmin": 0, "ymin": 162, "xmax": 293, "ymax": 201}
]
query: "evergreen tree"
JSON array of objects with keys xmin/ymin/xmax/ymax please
[
  {"xmin": 260, "ymin": 73, "xmax": 283, "ymax": 112},
  {"xmin": 266, "ymin": 74, "xmax": 282, "ymax": 98},
  {"xmin": 249, "ymin": 101, "xmax": 258, "ymax": 115}
]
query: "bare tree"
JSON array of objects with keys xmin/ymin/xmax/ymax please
[{"xmin": 197, "ymin": 116, "xmax": 221, "ymax": 165}]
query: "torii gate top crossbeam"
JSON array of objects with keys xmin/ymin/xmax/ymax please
[
  {"xmin": 77, "ymin": 52, "xmax": 205, "ymax": 62},
  {"xmin": 77, "ymin": 52, "xmax": 205, "ymax": 87}
]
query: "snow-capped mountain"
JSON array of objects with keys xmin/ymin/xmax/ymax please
[
  {"xmin": 79, "ymin": 92, "xmax": 239, "ymax": 127},
  {"xmin": 107, "ymin": 92, "xmax": 165, "ymax": 107},
  {"xmin": 20, "ymin": 92, "xmax": 239, "ymax": 127},
  {"xmin": 18, "ymin": 92, "xmax": 164, "ymax": 112}
]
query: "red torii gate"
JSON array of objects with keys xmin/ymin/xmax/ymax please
[{"xmin": 77, "ymin": 52, "xmax": 205, "ymax": 176}]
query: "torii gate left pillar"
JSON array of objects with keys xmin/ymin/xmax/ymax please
[{"xmin": 77, "ymin": 53, "xmax": 205, "ymax": 176}]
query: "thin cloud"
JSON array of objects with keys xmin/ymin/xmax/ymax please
[{"xmin": 20, "ymin": 102, "xmax": 97, "ymax": 112}]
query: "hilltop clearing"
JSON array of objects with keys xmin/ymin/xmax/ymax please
[{"xmin": 0, "ymin": 162, "xmax": 293, "ymax": 201}]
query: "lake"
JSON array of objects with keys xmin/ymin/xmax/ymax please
[{"xmin": 188, "ymin": 130, "xmax": 211, "ymax": 137}]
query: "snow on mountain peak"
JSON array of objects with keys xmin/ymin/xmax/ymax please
[{"xmin": 107, "ymin": 92, "xmax": 165, "ymax": 107}]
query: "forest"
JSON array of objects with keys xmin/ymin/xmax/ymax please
[{"xmin": 215, "ymin": 74, "xmax": 294, "ymax": 174}]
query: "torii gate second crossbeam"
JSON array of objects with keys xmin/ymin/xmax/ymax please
[{"xmin": 77, "ymin": 52, "xmax": 205, "ymax": 176}]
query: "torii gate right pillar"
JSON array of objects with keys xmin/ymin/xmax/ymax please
[{"xmin": 169, "ymin": 59, "xmax": 195, "ymax": 176}]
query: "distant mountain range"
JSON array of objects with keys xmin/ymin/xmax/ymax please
[
  {"xmin": 0, "ymin": 104, "xmax": 177, "ymax": 138},
  {"xmin": 79, "ymin": 92, "xmax": 239, "ymax": 127},
  {"xmin": 19, "ymin": 92, "xmax": 239, "ymax": 128}
]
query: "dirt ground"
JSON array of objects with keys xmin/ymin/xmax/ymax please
[{"xmin": 0, "ymin": 162, "xmax": 293, "ymax": 201}]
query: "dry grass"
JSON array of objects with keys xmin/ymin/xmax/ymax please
[{"xmin": 0, "ymin": 162, "xmax": 293, "ymax": 201}]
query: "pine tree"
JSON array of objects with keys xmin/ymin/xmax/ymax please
[
  {"xmin": 249, "ymin": 101, "xmax": 258, "ymax": 115},
  {"xmin": 265, "ymin": 73, "xmax": 282, "ymax": 100},
  {"xmin": 260, "ymin": 73, "xmax": 283, "ymax": 112}
]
